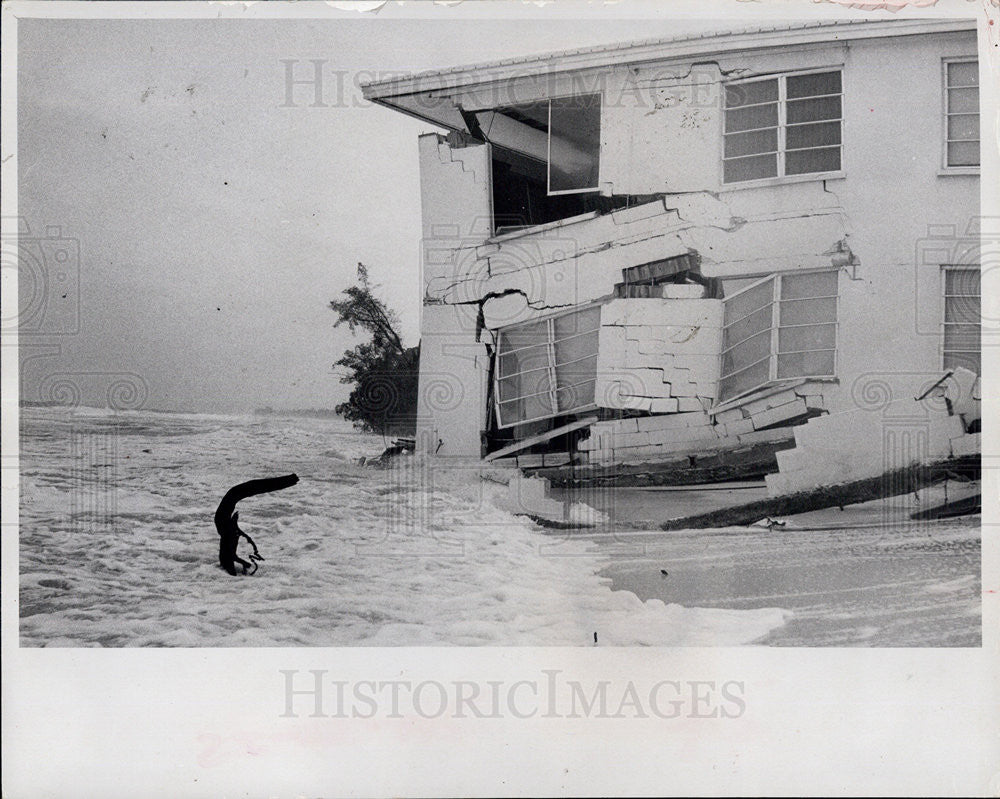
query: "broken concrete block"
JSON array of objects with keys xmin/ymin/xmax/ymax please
[
  {"xmin": 764, "ymin": 472, "xmax": 793, "ymax": 496},
  {"xmin": 619, "ymin": 395, "xmax": 653, "ymax": 412},
  {"xmin": 765, "ymin": 395, "xmax": 973, "ymax": 497},
  {"xmin": 669, "ymin": 352, "xmax": 722, "ymax": 373},
  {"xmin": 604, "ymin": 418, "xmax": 639, "ymax": 434},
  {"xmin": 662, "ymin": 283, "xmax": 707, "ymax": 300},
  {"xmin": 950, "ymin": 432, "xmax": 981, "ymax": 458},
  {"xmin": 766, "ymin": 454, "xmax": 855, "ymax": 496},
  {"xmin": 928, "ymin": 414, "xmax": 968, "ymax": 461},
  {"xmin": 609, "ymin": 198, "xmax": 668, "ymax": 225},
  {"xmin": 675, "ymin": 397, "xmax": 705, "ymax": 412},
  {"xmin": 600, "ymin": 298, "xmax": 722, "ymax": 330},
  {"xmin": 589, "ymin": 432, "xmax": 615, "ymax": 452},
  {"xmin": 648, "ymin": 397, "xmax": 680, "ymax": 413},
  {"xmin": 694, "ymin": 386, "xmax": 718, "ymax": 403},
  {"xmin": 636, "ymin": 411, "xmax": 708, "ymax": 432},
  {"xmin": 945, "ymin": 366, "xmax": 978, "ymax": 406},
  {"xmin": 648, "ymin": 424, "xmax": 717, "ymax": 446},
  {"xmin": 517, "ymin": 475, "xmax": 550, "ymax": 501},
  {"xmin": 614, "ymin": 446, "xmax": 662, "ymax": 463},
  {"xmin": 740, "ymin": 389, "xmax": 802, "ymax": 417},
  {"xmin": 737, "ymin": 428, "xmax": 797, "ymax": 446},
  {"xmin": 623, "ymin": 429, "xmax": 657, "ymax": 447},
  {"xmin": 713, "ymin": 407, "xmax": 746, "ymax": 425},
  {"xmin": 475, "ymin": 242, "xmax": 501, "ymax": 259},
  {"xmin": 774, "ymin": 448, "xmax": 800, "ymax": 474},
  {"xmin": 716, "ymin": 417, "xmax": 755, "ymax": 438},
  {"xmin": 664, "ymin": 378, "xmax": 702, "ymax": 399},
  {"xmin": 750, "ymin": 398, "xmax": 808, "ymax": 430},
  {"xmin": 662, "ymin": 364, "xmax": 717, "ymax": 391},
  {"xmin": 595, "ymin": 378, "xmax": 635, "ymax": 409},
  {"xmin": 944, "ymin": 366, "xmax": 981, "ymax": 428},
  {"xmin": 628, "ymin": 368, "xmax": 670, "ymax": 394},
  {"xmin": 647, "ymin": 436, "xmax": 725, "ymax": 456},
  {"xmin": 499, "ymin": 475, "xmax": 564, "ymax": 519}
]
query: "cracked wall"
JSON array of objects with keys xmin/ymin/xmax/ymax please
[
  {"xmin": 423, "ymin": 188, "xmax": 849, "ymax": 331},
  {"xmin": 595, "ymin": 298, "xmax": 723, "ymax": 412},
  {"xmin": 416, "ymin": 133, "xmax": 492, "ymax": 456},
  {"xmin": 412, "ymin": 29, "xmax": 980, "ymax": 463}
]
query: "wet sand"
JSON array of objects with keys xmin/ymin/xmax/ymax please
[{"xmin": 588, "ymin": 517, "xmax": 980, "ymax": 646}]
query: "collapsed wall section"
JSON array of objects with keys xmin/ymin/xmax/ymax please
[
  {"xmin": 764, "ymin": 367, "xmax": 981, "ymax": 496},
  {"xmin": 577, "ymin": 382, "xmax": 826, "ymax": 467},
  {"xmin": 595, "ymin": 297, "xmax": 722, "ymax": 413},
  {"xmin": 417, "ymin": 136, "xmax": 852, "ymax": 466}
]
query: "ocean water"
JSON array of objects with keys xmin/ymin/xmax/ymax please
[{"xmin": 17, "ymin": 406, "xmax": 790, "ymax": 647}]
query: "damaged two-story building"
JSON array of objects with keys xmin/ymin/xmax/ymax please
[{"xmin": 362, "ymin": 18, "xmax": 983, "ymax": 498}]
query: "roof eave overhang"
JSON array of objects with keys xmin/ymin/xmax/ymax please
[
  {"xmin": 368, "ymin": 95, "xmax": 453, "ymax": 131},
  {"xmin": 361, "ymin": 18, "xmax": 975, "ymax": 113}
]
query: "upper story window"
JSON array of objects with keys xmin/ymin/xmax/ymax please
[
  {"xmin": 476, "ymin": 93, "xmax": 602, "ymax": 195},
  {"xmin": 723, "ymin": 70, "xmax": 842, "ymax": 184},
  {"xmin": 944, "ymin": 59, "xmax": 979, "ymax": 168},
  {"xmin": 476, "ymin": 94, "xmax": 606, "ymax": 234}
]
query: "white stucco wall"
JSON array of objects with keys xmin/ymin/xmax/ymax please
[
  {"xmin": 595, "ymin": 298, "xmax": 723, "ymax": 412},
  {"xmin": 413, "ymin": 28, "xmax": 980, "ymax": 459},
  {"xmin": 415, "ymin": 134, "xmax": 492, "ymax": 456}
]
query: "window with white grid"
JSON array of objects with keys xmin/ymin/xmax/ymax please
[
  {"xmin": 944, "ymin": 59, "xmax": 979, "ymax": 168},
  {"xmin": 943, "ymin": 265, "xmax": 980, "ymax": 374},
  {"xmin": 495, "ymin": 306, "xmax": 601, "ymax": 427},
  {"xmin": 719, "ymin": 270, "xmax": 839, "ymax": 402},
  {"xmin": 723, "ymin": 70, "xmax": 842, "ymax": 184}
]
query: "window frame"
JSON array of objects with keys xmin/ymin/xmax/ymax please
[
  {"xmin": 717, "ymin": 268, "xmax": 840, "ymax": 404},
  {"xmin": 475, "ymin": 93, "xmax": 602, "ymax": 199},
  {"xmin": 721, "ymin": 67, "xmax": 845, "ymax": 187},
  {"xmin": 493, "ymin": 304, "xmax": 602, "ymax": 429},
  {"xmin": 545, "ymin": 92, "xmax": 603, "ymax": 196},
  {"xmin": 941, "ymin": 57, "xmax": 980, "ymax": 173},
  {"xmin": 941, "ymin": 264, "xmax": 981, "ymax": 374}
]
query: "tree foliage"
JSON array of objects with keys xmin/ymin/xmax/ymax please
[{"xmin": 330, "ymin": 263, "xmax": 419, "ymax": 436}]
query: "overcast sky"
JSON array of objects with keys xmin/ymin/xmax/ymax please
[{"xmin": 16, "ymin": 9, "xmax": 913, "ymax": 413}]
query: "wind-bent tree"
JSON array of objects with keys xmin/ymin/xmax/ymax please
[{"xmin": 330, "ymin": 263, "xmax": 419, "ymax": 436}]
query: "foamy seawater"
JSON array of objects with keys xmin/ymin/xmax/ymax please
[{"xmin": 18, "ymin": 406, "xmax": 789, "ymax": 646}]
